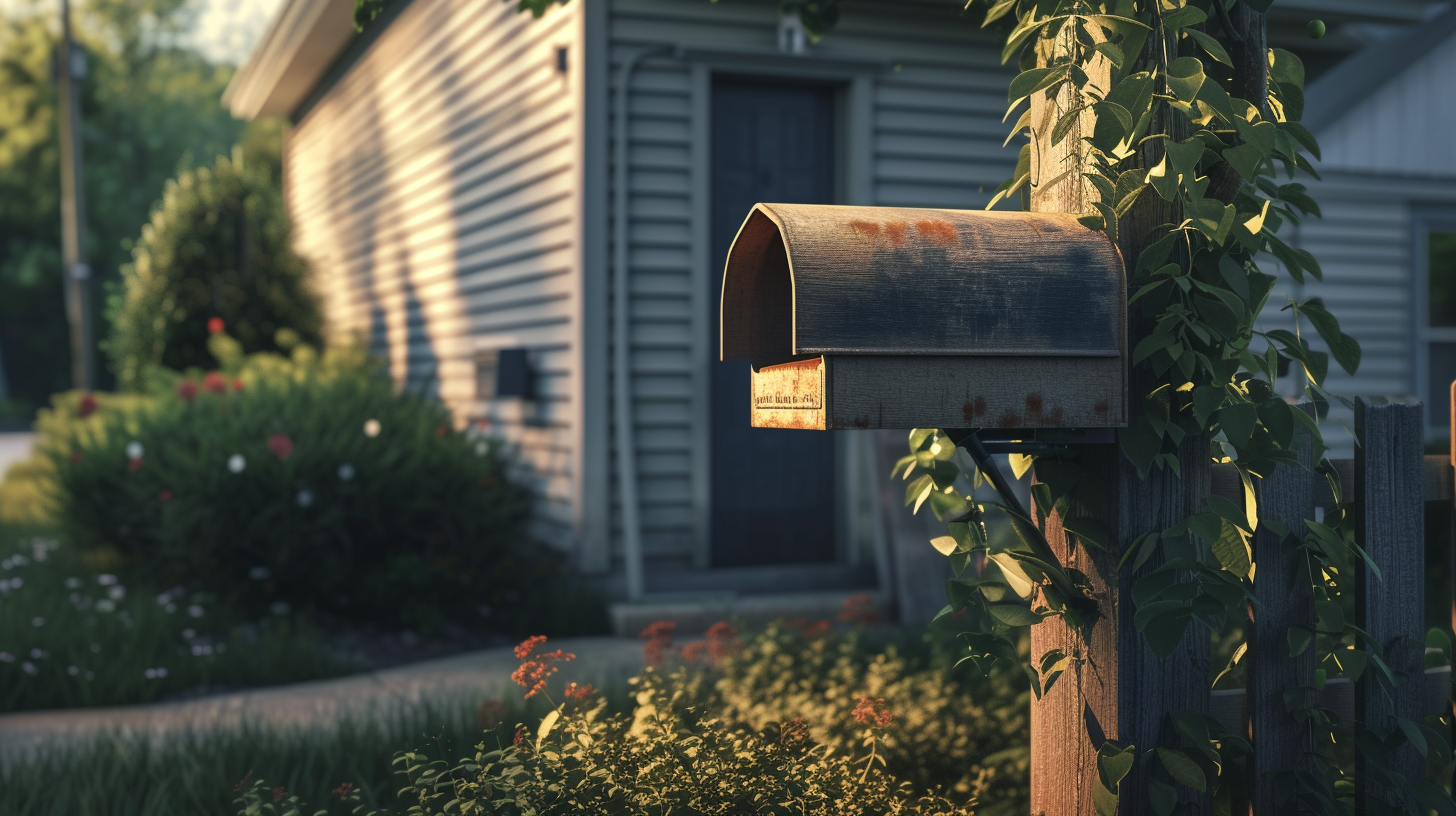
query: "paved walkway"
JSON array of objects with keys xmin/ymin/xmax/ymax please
[{"xmin": 0, "ymin": 636, "xmax": 644, "ymax": 771}]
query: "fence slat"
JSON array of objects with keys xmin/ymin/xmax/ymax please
[
  {"xmin": 1249, "ymin": 402, "xmax": 1318, "ymax": 814},
  {"xmin": 1354, "ymin": 397, "xmax": 1427, "ymax": 803}
]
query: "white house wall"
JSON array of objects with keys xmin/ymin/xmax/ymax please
[
  {"xmin": 284, "ymin": 0, "xmax": 584, "ymax": 549},
  {"xmin": 605, "ymin": 0, "xmax": 1014, "ymax": 567}
]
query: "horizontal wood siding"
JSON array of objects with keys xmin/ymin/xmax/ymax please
[
  {"xmin": 1318, "ymin": 32, "xmax": 1456, "ymax": 178},
  {"xmin": 285, "ymin": 0, "xmax": 583, "ymax": 548},
  {"xmin": 606, "ymin": 0, "xmax": 1010, "ymax": 566},
  {"xmin": 1287, "ymin": 171, "xmax": 1456, "ymax": 455}
]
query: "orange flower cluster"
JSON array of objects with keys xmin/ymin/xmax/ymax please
[
  {"xmin": 510, "ymin": 635, "xmax": 575, "ymax": 699},
  {"xmin": 640, "ymin": 620, "xmax": 676, "ymax": 666},
  {"xmin": 564, "ymin": 681, "xmax": 595, "ymax": 700},
  {"xmin": 331, "ymin": 783, "xmax": 355, "ymax": 799},
  {"xmin": 838, "ymin": 593, "xmax": 881, "ymax": 626},
  {"xmin": 852, "ymin": 697, "xmax": 893, "ymax": 728},
  {"xmin": 272, "ymin": 786, "xmax": 287, "ymax": 804},
  {"xmin": 786, "ymin": 617, "xmax": 833, "ymax": 638},
  {"xmin": 705, "ymin": 621, "xmax": 741, "ymax": 661},
  {"xmin": 780, "ymin": 716, "xmax": 811, "ymax": 745}
]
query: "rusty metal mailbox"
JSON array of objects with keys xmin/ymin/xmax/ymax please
[{"xmin": 720, "ymin": 203, "xmax": 1127, "ymax": 430}]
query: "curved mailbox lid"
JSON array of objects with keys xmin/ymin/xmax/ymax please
[{"xmin": 721, "ymin": 203, "xmax": 1126, "ymax": 365}]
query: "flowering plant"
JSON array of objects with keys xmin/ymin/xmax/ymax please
[{"xmin": 27, "ymin": 336, "xmax": 532, "ymax": 630}]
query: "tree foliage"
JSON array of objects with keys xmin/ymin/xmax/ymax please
[
  {"xmin": 107, "ymin": 150, "xmax": 322, "ymax": 389},
  {"xmin": 0, "ymin": 0, "xmax": 269, "ymax": 417}
]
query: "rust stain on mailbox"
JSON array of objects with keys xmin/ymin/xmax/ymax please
[{"xmin": 750, "ymin": 357, "xmax": 826, "ymax": 430}]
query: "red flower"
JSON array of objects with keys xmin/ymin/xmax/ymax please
[
  {"xmin": 268, "ymin": 434, "xmax": 293, "ymax": 460},
  {"xmin": 436, "ymin": 423, "xmax": 449, "ymax": 436},
  {"xmin": 780, "ymin": 717, "xmax": 810, "ymax": 745},
  {"xmin": 176, "ymin": 380, "xmax": 198, "ymax": 403},
  {"xmin": 680, "ymin": 641, "xmax": 708, "ymax": 663},
  {"xmin": 852, "ymin": 697, "xmax": 893, "ymax": 728},
  {"xmin": 69, "ymin": 451, "xmax": 84, "ymax": 463},
  {"xmin": 564, "ymin": 682, "xmax": 595, "ymax": 700},
  {"xmin": 331, "ymin": 782, "xmax": 354, "ymax": 800},
  {"xmin": 786, "ymin": 618, "xmax": 833, "ymax": 639},
  {"xmin": 208, "ymin": 317, "xmax": 225, "ymax": 334},
  {"xmin": 203, "ymin": 371, "xmax": 226, "ymax": 394},
  {"xmin": 838, "ymin": 593, "xmax": 881, "ymax": 626},
  {"xmin": 639, "ymin": 620, "xmax": 676, "ymax": 667},
  {"xmin": 128, "ymin": 457, "xmax": 143, "ymax": 472},
  {"xmin": 77, "ymin": 393, "xmax": 98, "ymax": 418},
  {"xmin": 272, "ymin": 786, "xmax": 286, "ymax": 804},
  {"xmin": 705, "ymin": 621, "xmax": 741, "ymax": 661},
  {"xmin": 515, "ymin": 635, "xmax": 548, "ymax": 659},
  {"xmin": 231, "ymin": 377, "xmax": 244, "ymax": 392},
  {"xmin": 233, "ymin": 770, "xmax": 254, "ymax": 792},
  {"xmin": 510, "ymin": 636, "xmax": 575, "ymax": 699},
  {"xmin": 513, "ymin": 725, "xmax": 526, "ymax": 746},
  {"xmin": 158, "ymin": 489, "xmax": 173, "ymax": 502}
]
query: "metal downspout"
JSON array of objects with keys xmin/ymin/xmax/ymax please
[{"xmin": 614, "ymin": 45, "xmax": 672, "ymax": 601}]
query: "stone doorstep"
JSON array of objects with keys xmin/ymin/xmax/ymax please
[{"xmin": 608, "ymin": 589, "xmax": 893, "ymax": 637}]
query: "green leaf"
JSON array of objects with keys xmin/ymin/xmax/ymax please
[
  {"xmin": 1148, "ymin": 778, "xmax": 1180, "ymax": 816},
  {"xmin": 988, "ymin": 603, "xmax": 1044, "ymax": 627},
  {"xmin": 1288, "ymin": 626, "xmax": 1313, "ymax": 657},
  {"xmin": 1160, "ymin": 6, "xmax": 1206, "ymax": 30},
  {"xmin": 1098, "ymin": 741, "xmax": 1136, "ymax": 786},
  {"xmin": 1217, "ymin": 403, "xmax": 1258, "ymax": 449},
  {"xmin": 1268, "ymin": 48, "xmax": 1306, "ymax": 90},
  {"xmin": 1185, "ymin": 28, "xmax": 1232, "ymax": 66},
  {"xmin": 1301, "ymin": 300, "xmax": 1362, "ymax": 375},
  {"xmin": 537, "ymin": 707, "xmax": 561, "ymax": 740},
  {"xmin": 1211, "ymin": 519, "xmax": 1251, "ymax": 578},
  {"xmin": 1093, "ymin": 780, "xmax": 1119, "ymax": 816},
  {"xmin": 930, "ymin": 535, "xmax": 958, "ymax": 556},
  {"xmin": 1166, "ymin": 56, "xmax": 1206, "ymax": 104},
  {"xmin": 1156, "ymin": 747, "xmax": 1208, "ymax": 791},
  {"xmin": 1407, "ymin": 781, "xmax": 1456, "ymax": 816},
  {"xmin": 1398, "ymin": 717, "xmax": 1428, "ymax": 758},
  {"xmin": 1009, "ymin": 66, "xmax": 1057, "ymax": 107}
]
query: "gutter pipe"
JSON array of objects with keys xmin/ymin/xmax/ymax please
[{"xmin": 614, "ymin": 45, "xmax": 672, "ymax": 602}]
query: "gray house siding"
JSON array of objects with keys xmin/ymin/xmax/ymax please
[
  {"xmin": 1293, "ymin": 26, "xmax": 1456, "ymax": 452},
  {"xmin": 602, "ymin": 0, "xmax": 1014, "ymax": 570},
  {"xmin": 283, "ymin": 0, "xmax": 587, "ymax": 549}
]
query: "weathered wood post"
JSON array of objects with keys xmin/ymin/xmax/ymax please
[
  {"xmin": 1247, "ymin": 403, "xmax": 1317, "ymax": 813},
  {"xmin": 1025, "ymin": 21, "xmax": 1213, "ymax": 816},
  {"xmin": 1353, "ymin": 397, "xmax": 1427, "ymax": 805}
]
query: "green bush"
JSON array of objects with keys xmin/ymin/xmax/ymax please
[
  {"xmin": 35, "ymin": 335, "xmax": 532, "ymax": 631},
  {"xmin": 388, "ymin": 666, "xmax": 979, "ymax": 816},
  {"xmin": 691, "ymin": 621, "xmax": 1029, "ymax": 814},
  {"xmin": 108, "ymin": 149, "xmax": 322, "ymax": 390}
]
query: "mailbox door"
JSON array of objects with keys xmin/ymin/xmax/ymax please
[{"xmin": 710, "ymin": 78, "xmax": 837, "ymax": 566}]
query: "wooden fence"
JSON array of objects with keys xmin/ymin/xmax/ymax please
[{"xmin": 1179, "ymin": 397, "xmax": 1449, "ymax": 810}]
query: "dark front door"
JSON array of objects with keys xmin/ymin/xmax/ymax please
[{"xmin": 710, "ymin": 78, "xmax": 837, "ymax": 567}]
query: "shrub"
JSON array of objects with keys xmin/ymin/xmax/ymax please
[
  {"xmin": 34, "ymin": 335, "xmax": 532, "ymax": 631},
  {"xmin": 107, "ymin": 149, "xmax": 322, "ymax": 390}
]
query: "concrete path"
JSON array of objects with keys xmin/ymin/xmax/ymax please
[{"xmin": 0, "ymin": 635, "xmax": 644, "ymax": 771}]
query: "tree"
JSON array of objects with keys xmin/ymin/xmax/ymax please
[{"xmin": 0, "ymin": 0, "xmax": 265, "ymax": 417}]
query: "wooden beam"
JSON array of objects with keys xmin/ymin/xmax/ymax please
[
  {"xmin": 1248, "ymin": 404, "xmax": 1318, "ymax": 815},
  {"xmin": 1354, "ymin": 398, "xmax": 1427, "ymax": 806}
]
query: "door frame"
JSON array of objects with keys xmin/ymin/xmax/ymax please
[{"xmin": 685, "ymin": 49, "xmax": 882, "ymax": 569}]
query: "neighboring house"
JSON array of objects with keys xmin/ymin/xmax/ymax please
[
  {"xmin": 1294, "ymin": 5, "xmax": 1456, "ymax": 450},
  {"xmin": 223, "ymin": 0, "xmax": 1449, "ymax": 621}
]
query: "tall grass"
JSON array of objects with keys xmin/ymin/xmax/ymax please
[
  {"xmin": 0, "ymin": 695, "xmax": 518, "ymax": 816},
  {"xmin": 0, "ymin": 526, "xmax": 361, "ymax": 712}
]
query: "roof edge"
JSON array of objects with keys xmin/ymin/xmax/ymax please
[
  {"xmin": 1303, "ymin": 4, "xmax": 1456, "ymax": 134},
  {"xmin": 222, "ymin": 0, "xmax": 359, "ymax": 120}
]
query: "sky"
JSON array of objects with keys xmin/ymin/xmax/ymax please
[{"xmin": 188, "ymin": 0, "xmax": 285, "ymax": 65}]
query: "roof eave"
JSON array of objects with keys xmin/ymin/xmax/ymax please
[{"xmin": 222, "ymin": 0, "xmax": 359, "ymax": 120}]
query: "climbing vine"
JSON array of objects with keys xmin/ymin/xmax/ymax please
[{"xmin": 892, "ymin": 1, "xmax": 1456, "ymax": 814}]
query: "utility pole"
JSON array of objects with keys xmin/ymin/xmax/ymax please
[{"xmin": 57, "ymin": 0, "xmax": 93, "ymax": 390}]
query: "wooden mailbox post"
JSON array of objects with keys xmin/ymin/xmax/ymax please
[{"xmin": 720, "ymin": 203, "xmax": 1129, "ymax": 431}]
